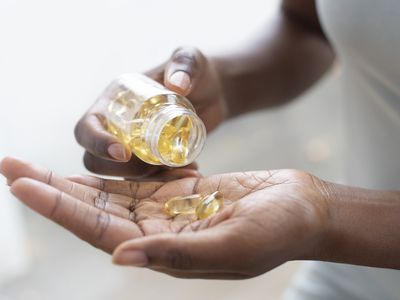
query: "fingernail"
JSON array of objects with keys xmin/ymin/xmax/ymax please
[
  {"xmin": 108, "ymin": 143, "xmax": 128, "ymax": 161},
  {"xmin": 113, "ymin": 250, "xmax": 148, "ymax": 267},
  {"xmin": 169, "ymin": 71, "xmax": 191, "ymax": 92}
]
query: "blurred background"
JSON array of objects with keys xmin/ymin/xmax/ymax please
[{"xmin": 0, "ymin": 0, "xmax": 343, "ymax": 299}]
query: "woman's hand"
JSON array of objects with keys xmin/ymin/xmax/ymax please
[
  {"xmin": 74, "ymin": 47, "xmax": 226, "ymax": 179},
  {"xmin": 0, "ymin": 157, "xmax": 328, "ymax": 279}
]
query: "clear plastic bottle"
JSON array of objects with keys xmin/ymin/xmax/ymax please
[{"xmin": 105, "ymin": 73, "xmax": 206, "ymax": 167}]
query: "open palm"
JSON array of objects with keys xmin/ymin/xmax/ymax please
[{"xmin": 1, "ymin": 157, "xmax": 327, "ymax": 279}]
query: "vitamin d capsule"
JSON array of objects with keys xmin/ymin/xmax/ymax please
[
  {"xmin": 164, "ymin": 194, "xmax": 204, "ymax": 217},
  {"xmin": 195, "ymin": 191, "xmax": 224, "ymax": 220},
  {"xmin": 105, "ymin": 73, "xmax": 206, "ymax": 167}
]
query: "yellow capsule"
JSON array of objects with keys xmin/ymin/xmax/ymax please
[
  {"xmin": 164, "ymin": 194, "xmax": 204, "ymax": 217},
  {"xmin": 195, "ymin": 191, "xmax": 224, "ymax": 220}
]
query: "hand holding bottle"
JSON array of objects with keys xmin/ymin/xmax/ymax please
[{"xmin": 74, "ymin": 47, "xmax": 226, "ymax": 179}]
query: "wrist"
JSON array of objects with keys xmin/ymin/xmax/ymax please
[
  {"xmin": 293, "ymin": 175, "xmax": 335, "ymax": 262},
  {"xmin": 305, "ymin": 179, "xmax": 339, "ymax": 262},
  {"xmin": 306, "ymin": 180, "xmax": 400, "ymax": 269}
]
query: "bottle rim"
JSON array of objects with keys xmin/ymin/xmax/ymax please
[{"xmin": 145, "ymin": 105, "xmax": 206, "ymax": 167}]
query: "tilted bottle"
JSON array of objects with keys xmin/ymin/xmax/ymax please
[{"xmin": 105, "ymin": 73, "xmax": 206, "ymax": 167}]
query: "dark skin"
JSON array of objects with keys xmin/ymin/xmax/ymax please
[{"xmin": 2, "ymin": 0, "xmax": 400, "ymax": 279}]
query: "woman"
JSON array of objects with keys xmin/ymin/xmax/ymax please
[{"xmin": 1, "ymin": 0, "xmax": 399, "ymax": 298}]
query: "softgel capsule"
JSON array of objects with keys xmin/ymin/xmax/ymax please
[{"xmin": 164, "ymin": 191, "xmax": 224, "ymax": 220}]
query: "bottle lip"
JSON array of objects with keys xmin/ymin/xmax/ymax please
[{"xmin": 145, "ymin": 105, "xmax": 206, "ymax": 167}]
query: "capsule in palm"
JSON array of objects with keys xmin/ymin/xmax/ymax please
[
  {"xmin": 195, "ymin": 191, "xmax": 224, "ymax": 220},
  {"xmin": 164, "ymin": 194, "xmax": 204, "ymax": 217}
]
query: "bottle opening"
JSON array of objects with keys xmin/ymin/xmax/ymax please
[{"xmin": 146, "ymin": 105, "xmax": 206, "ymax": 167}]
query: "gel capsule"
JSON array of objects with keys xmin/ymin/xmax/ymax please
[
  {"xmin": 164, "ymin": 194, "xmax": 204, "ymax": 217},
  {"xmin": 195, "ymin": 191, "xmax": 224, "ymax": 220}
]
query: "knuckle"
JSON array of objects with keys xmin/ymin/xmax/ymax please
[
  {"xmin": 49, "ymin": 191, "xmax": 63, "ymax": 219},
  {"xmin": 165, "ymin": 248, "xmax": 193, "ymax": 270},
  {"xmin": 94, "ymin": 191, "xmax": 109, "ymax": 210},
  {"xmin": 94, "ymin": 210, "xmax": 111, "ymax": 242},
  {"xmin": 45, "ymin": 170, "xmax": 54, "ymax": 185}
]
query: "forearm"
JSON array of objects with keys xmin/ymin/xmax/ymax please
[
  {"xmin": 213, "ymin": 4, "xmax": 334, "ymax": 117},
  {"xmin": 316, "ymin": 182, "xmax": 400, "ymax": 269}
]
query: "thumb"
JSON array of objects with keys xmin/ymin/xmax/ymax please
[
  {"xmin": 112, "ymin": 228, "xmax": 239, "ymax": 272},
  {"xmin": 164, "ymin": 47, "xmax": 207, "ymax": 96}
]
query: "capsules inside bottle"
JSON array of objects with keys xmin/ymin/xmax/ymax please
[{"xmin": 105, "ymin": 74, "xmax": 206, "ymax": 167}]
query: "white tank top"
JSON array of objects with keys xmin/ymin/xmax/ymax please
[
  {"xmin": 319, "ymin": 0, "xmax": 400, "ymax": 190},
  {"xmin": 285, "ymin": 1, "xmax": 400, "ymax": 299}
]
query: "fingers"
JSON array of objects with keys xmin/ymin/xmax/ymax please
[
  {"xmin": 83, "ymin": 151, "xmax": 159, "ymax": 177},
  {"xmin": 67, "ymin": 174, "xmax": 165, "ymax": 200},
  {"xmin": 164, "ymin": 47, "xmax": 207, "ymax": 96},
  {"xmin": 0, "ymin": 156, "xmax": 137, "ymax": 218},
  {"xmin": 74, "ymin": 90, "xmax": 131, "ymax": 162},
  {"xmin": 83, "ymin": 151, "xmax": 200, "ymax": 180},
  {"xmin": 75, "ymin": 47, "xmax": 207, "ymax": 164},
  {"xmin": 162, "ymin": 47, "xmax": 225, "ymax": 132},
  {"xmin": 0, "ymin": 156, "xmax": 97, "ymax": 199},
  {"xmin": 10, "ymin": 178, "xmax": 143, "ymax": 253},
  {"xmin": 75, "ymin": 46, "xmax": 209, "ymax": 174},
  {"xmin": 112, "ymin": 226, "xmax": 246, "ymax": 274}
]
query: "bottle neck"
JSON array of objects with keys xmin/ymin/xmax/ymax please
[{"xmin": 145, "ymin": 104, "xmax": 206, "ymax": 167}]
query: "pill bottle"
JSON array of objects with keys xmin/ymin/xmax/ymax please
[{"xmin": 105, "ymin": 73, "xmax": 206, "ymax": 167}]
